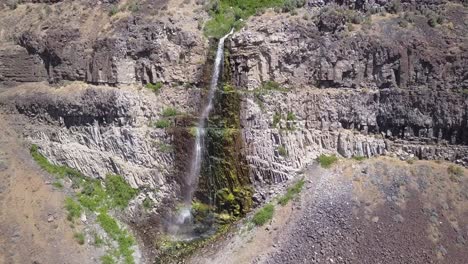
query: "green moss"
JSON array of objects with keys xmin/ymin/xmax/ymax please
[
  {"xmin": 251, "ymin": 204, "xmax": 274, "ymax": 226},
  {"xmin": 317, "ymin": 154, "xmax": 338, "ymax": 168},
  {"xmin": 278, "ymin": 178, "xmax": 305, "ymax": 206}
]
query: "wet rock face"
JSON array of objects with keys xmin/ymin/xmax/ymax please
[{"xmin": 10, "ymin": 17, "xmax": 206, "ymax": 85}]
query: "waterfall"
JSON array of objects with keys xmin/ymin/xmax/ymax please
[{"xmin": 171, "ymin": 29, "xmax": 234, "ymax": 234}]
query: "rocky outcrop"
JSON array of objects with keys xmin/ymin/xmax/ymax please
[
  {"xmin": 13, "ymin": 17, "xmax": 207, "ymax": 85},
  {"xmin": 230, "ymin": 4, "xmax": 468, "ymax": 197},
  {"xmin": 0, "ymin": 84, "xmax": 200, "ymax": 206}
]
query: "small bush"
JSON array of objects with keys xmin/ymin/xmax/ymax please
[
  {"xmin": 142, "ymin": 197, "xmax": 154, "ymax": 209},
  {"xmin": 317, "ymin": 154, "xmax": 338, "ymax": 168},
  {"xmin": 387, "ymin": 0, "xmax": 401, "ymax": 14},
  {"xmin": 272, "ymin": 112, "xmax": 281, "ymax": 127},
  {"xmin": 154, "ymin": 119, "xmax": 171, "ymax": 129},
  {"xmin": 448, "ymin": 165, "xmax": 464, "ymax": 177},
  {"xmin": 428, "ymin": 17, "xmax": 438, "ymax": 27},
  {"xmin": 146, "ymin": 82, "xmax": 163, "ymax": 92},
  {"xmin": 101, "ymin": 254, "xmax": 115, "ymax": 264},
  {"xmin": 398, "ymin": 19, "xmax": 408, "ymax": 28},
  {"xmin": 286, "ymin": 112, "xmax": 296, "ymax": 121},
  {"xmin": 109, "ymin": 5, "xmax": 119, "ymax": 16},
  {"xmin": 65, "ymin": 197, "xmax": 82, "ymax": 222},
  {"xmin": 278, "ymin": 178, "xmax": 305, "ymax": 206},
  {"xmin": 52, "ymin": 181, "xmax": 63, "ymax": 188},
  {"xmin": 277, "ymin": 146, "xmax": 288, "ymax": 157},
  {"xmin": 93, "ymin": 232, "xmax": 104, "ymax": 247},
  {"xmin": 74, "ymin": 232, "xmax": 85, "ymax": 245},
  {"xmin": 252, "ymin": 204, "xmax": 275, "ymax": 226},
  {"xmin": 162, "ymin": 107, "xmax": 178, "ymax": 117}
]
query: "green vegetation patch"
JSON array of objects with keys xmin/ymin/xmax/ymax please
[
  {"xmin": 97, "ymin": 212, "xmax": 135, "ymax": 264},
  {"xmin": 65, "ymin": 197, "xmax": 82, "ymax": 222},
  {"xmin": 278, "ymin": 178, "xmax": 305, "ymax": 206},
  {"xmin": 251, "ymin": 203, "xmax": 275, "ymax": 226},
  {"xmin": 154, "ymin": 119, "xmax": 171, "ymax": 128},
  {"xmin": 30, "ymin": 145, "xmax": 137, "ymax": 264},
  {"xmin": 74, "ymin": 232, "xmax": 85, "ymax": 245},
  {"xmin": 277, "ymin": 145, "xmax": 288, "ymax": 157},
  {"xmin": 203, "ymin": 0, "xmax": 304, "ymax": 38},
  {"xmin": 161, "ymin": 107, "xmax": 178, "ymax": 117},
  {"xmin": 317, "ymin": 154, "xmax": 338, "ymax": 168},
  {"xmin": 146, "ymin": 82, "xmax": 163, "ymax": 92},
  {"xmin": 352, "ymin": 155, "xmax": 367, "ymax": 161}
]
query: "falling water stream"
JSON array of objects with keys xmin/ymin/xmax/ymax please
[{"xmin": 169, "ymin": 29, "xmax": 234, "ymax": 237}]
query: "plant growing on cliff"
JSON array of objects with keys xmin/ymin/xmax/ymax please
[
  {"xmin": 277, "ymin": 145, "xmax": 288, "ymax": 157},
  {"xmin": 30, "ymin": 144, "xmax": 84, "ymax": 180},
  {"xmin": 105, "ymin": 174, "xmax": 139, "ymax": 209},
  {"xmin": 251, "ymin": 204, "xmax": 275, "ymax": 226},
  {"xmin": 278, "ymin": 178, "xmax": 305, "ymax": 206},
  {"xmin": 154, "ymin": 119, "xmax": 171, "ymax": 128},
  {"xmin": 146, "ymin": 82, "xmax": 163, "ymax": 93},
  {"xmin": 65, "ymin": 197, "xmax": 82, "ymax": 222},
  {"xmin": 97, "ymin": 212, "xmax": 135, "ymax": 264},
  {"xmin": 162, "ymin": 107, "xmax": 178, "ymax": 117},
  {"xmin": 317, "ymin": 154, "xmax": 338, "ymax": 168},
  {"xmin": 74, "ymin": 232, "xmax": 85, "ymax": 245},
  {"xmin": 203, "ymin": 0, "xmax": 286, "ymax": 38}
]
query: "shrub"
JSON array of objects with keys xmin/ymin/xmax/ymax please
[
  {"xmin": 278, "ymin": 178, "xmax": 305, "ymax": 206},
  {"xmin": 272, "ymin": 112, "xmax": 281, "ymax": 127},
  {"xmin": 448, "ymin": 165, "xmax": 464, "ymax": 177},
  {"xmin": 277, "ymin": 146, "xmax": 288, "ymax": 157},
  {"xmin": 162, "ymin": 107, "xmax": 178, "ymax": 117},
  {"xmin": 286, "ymin": 112, "xmax": 296, "ymax": 121},
  {"xmin": 65, "ymin": 197, "xmax": 82, "ymax": 222},
  {"xmin": 146, "ymin": 82, "xmax": 163, "ymax": 92},
  {"xmin": 282, "ymin": 0, "xmax": 305, "ymax": 13},
  {"xmin": 317, "ymin": 154, "xmax": 338, "ymax": 168},
  {"xmin": 109, "ymin": 5, "xmax": 119, "ymax": 16},
  {"xmin": 105, "ymin": 174, "xmax": 138, "ymax": 209},
  {"xmin": 52, "ymin": 181, "xmax": 63, "ymax": 188},
  {"xmin": 154, "ymin": 119, "xmax": 171, "ymax": 129},
  {"xmin": 142, "ymin": 197, "xmax": 154, "ymax": 209},
  {"xmin": 74, "ymin": 232, "xmax": 85, "ymax": 245},
  {"xmin": 387, "ymin": 0, "xmax": 401, "ymax": 14},
  {"xmin": 252, "ymin": 204, "xmax": 275, "ymax": 226}
]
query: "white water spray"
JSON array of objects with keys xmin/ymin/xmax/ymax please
[{"xmin": 173, "ymin": 29, "xmax": 234, "ymax": 230}]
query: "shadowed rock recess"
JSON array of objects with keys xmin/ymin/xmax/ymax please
[{"xmin": 0, "ymin": 0, "xmax": 467, "ymax": 263}]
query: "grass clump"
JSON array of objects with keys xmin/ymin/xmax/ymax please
[
  {"xmin": 272, "ymin": 112, "xmax": 281, "ymax": 127},
  {"xmin": 74, "ymin": 232, "xmax": 85, "ymax": 245},
  {"xmin": 278, "ymin": 178, "xmax": 305, "ymax": 206},
  {"xmin": 277, "ymin": 145, "xmax": 288, "ymax": 157},
  {"xmin": 317, "ymin": 154, "xmax": 338, "ymax": 168},
  {"xmin": 252, "ymin": 204, "xmax": 274, "ymax": 226},
  {"xmin": 448, "ymin": 165, "xmax": 464, "ymax": 177},
  {"xmin": 161, "ymin": 107, "xmax": 178, "ymax": 117},
  {"xmin": 146, "ymin": 82, "xmax": 163, "ymax": 92},
  {"xmin": 65, "ymin": 197, "xmax": 82, "ymax": 222},
  {"xmin": 52, "ymin": 181, "xmax": 64, "ymax": 188},
  {"xmin": 30, "ymin": 145, "xmax": 84, "ymax": 180},
  {"xmin": 352, "ymin": 156, "xmax": 367, "ymax": 161},
  {"xmin": 154, "ymin": 119, "xmax": 171, "ymax": 129},
  {"xmin": 286, "ymin": 111, "xmax": 296, "ymax": 121},
  {"xmin": 93, "ymin": 232, "xmax": 104, "ymax": 247},
  {"xmin": 109, "ymin": 5, "xmax": 119, "ymax": 16},
  {"xmin": 97, "ymin": 212, "xmax": 135, "ymax": 264},
  {"xmin": 105, "ymin": 174, "xmax": 138, "ymax": 209},
  {"xmin": 142, "ymin": 197, "xmax": 154, "ymax": 209}
]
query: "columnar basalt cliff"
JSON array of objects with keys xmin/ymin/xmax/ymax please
[
  {"xmin": 0, "ymin": 0, "xmax": 467, "ymax": 261},
  {"xmin": 228, "ymin": 3, "xmax": 468, "ymax": 198}
]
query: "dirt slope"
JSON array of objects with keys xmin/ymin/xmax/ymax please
[
  {"xmin": 189, "ymin": 157, "xmax": 468, "ymax": 264},
  {"xmin": 0, "ymin": 115, "xmax": 100, "ymax": 264}
]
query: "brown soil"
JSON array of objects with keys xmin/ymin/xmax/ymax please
[{"xmin": 0, "ymin": 115, "xmax": 99, "ymax": 264}]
